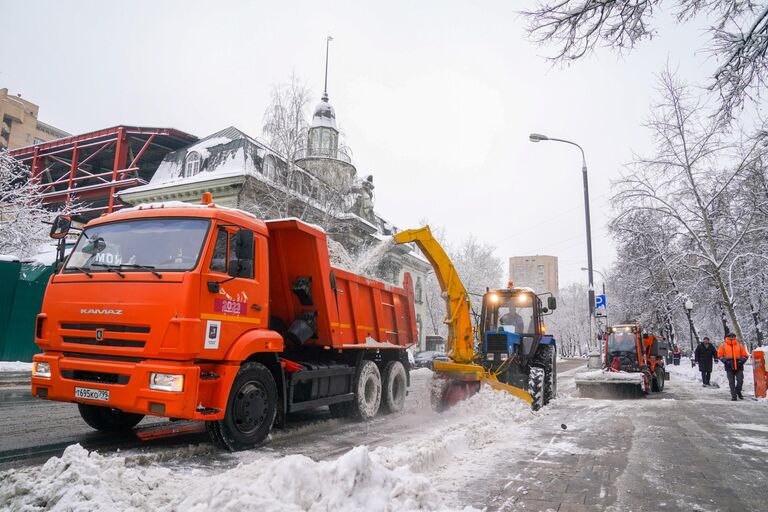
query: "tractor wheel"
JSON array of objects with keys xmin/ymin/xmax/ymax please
[
  {"xmin": 78, "ymin": 404, "xmax": 144, "ymax": 432},
  {"xmin": 529, "ymin": 367, "xmax": 545, "ymax": 411},
  {"xmin": 350, "ymin": 360, "xmax": 382, "ymax": 420},
  {"xmin": 532, "ymin": 344, "xmax": 557, "ymax": 404},
  {"xmin": 206, "ymin": 361, "xmax": 277, "ymax": 451},
  {"xmin": 381, "ymin": 361, "xmax": 407, "ymax": 414},
  {"xmin": 652, "ymin": 367, "xmax": 665, "ymax": 392}
]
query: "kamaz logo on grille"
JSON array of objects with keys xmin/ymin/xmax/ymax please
[
  {"xmin": 80, "ymin": 308, "xmax": 123, "ymax": 315},
  {"xmin": 95, "ymin": 328, "xmax": 105, "ymax": 341}
]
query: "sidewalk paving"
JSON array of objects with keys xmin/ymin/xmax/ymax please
[{"xmin": 483, "ymin": 372, "xmax": 767, "ymax": 511}]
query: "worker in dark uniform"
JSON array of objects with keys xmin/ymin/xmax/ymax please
[{"xmin": 694, "ymin": 337, "xmax": 718, "ymax": 386}]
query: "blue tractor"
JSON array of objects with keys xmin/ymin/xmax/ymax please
[{"xmin": 479, "ymin": 285, "xmax": 558, "ymax": 409}]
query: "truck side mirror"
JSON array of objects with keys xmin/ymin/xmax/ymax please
[
  {"xmin": 228, "ymin": 229, "xmax": 254, "ymax": 278},
  {"xmin": 50, "ymin": 215, "xmax": 72, "ymax": 239},
  {"xmin": 547, "ymin": 297, "xmax": 557, "ymax": 310}
]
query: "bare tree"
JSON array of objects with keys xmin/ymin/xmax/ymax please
[
  {"xmin": 612, "ymin": 68, "xmax": 767, "ymax": 345},
  {"xmin": 0, "ymin": 149, "xmax": 54, "ymax": 259},
  {"xmin": 262, "ymin": 73, "xmax": 312, "ymax": 168},
  {"xmin": 522, "ymin": 1, "xmax": 768, "ymax": 120}
]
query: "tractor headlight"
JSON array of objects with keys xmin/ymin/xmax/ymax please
[
  {"xmin": 149, "ymin": 373, "xmax": 184, "ymax": 392},
  {"xmin": 32, "ymin": 361, "xmax": 51, "ymax": 378},
  {"xmin": 500, "ymin": 353, "xmax": 508, "ymax": 361},
  {"xmin": 486, "ymin": 353, "xmax": 494, "ymax": 361}
]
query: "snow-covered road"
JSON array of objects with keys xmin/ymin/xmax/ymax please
[{"xmin": 1, "ymin": 360, "xmax": 766, "ymax": 511}]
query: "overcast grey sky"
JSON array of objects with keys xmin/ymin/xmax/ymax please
[{"xmin": 1, "ymin": 0, "xmax": 714, "ymax": 287}]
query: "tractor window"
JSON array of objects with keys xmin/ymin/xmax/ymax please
[
  {"xmin": 608, "ymin": 331, "xmax": 637, "ymax": 353},
  {"xmin": 487, "ymin": 292, "xmax": 536, "ymax": 334},
  {"xmin": 209, "ymin": 228, "xmax": 228, "ymax": 272}
]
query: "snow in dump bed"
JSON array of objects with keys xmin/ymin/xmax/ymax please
[
  {"xmin": 0, "ymin": 361, "xmax": 32, "ymax": 372},
  {"xmin": 574, "ymin": 369, "xmax": 644, "ymax": 383},
  {"xmin": 0, "ymin": 254, "xmax": 20, "ymax": 262}
]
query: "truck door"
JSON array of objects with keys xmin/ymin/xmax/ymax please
[{"xmin": 198, "ymin": 225, "xmax": 268, "ymax": 354}]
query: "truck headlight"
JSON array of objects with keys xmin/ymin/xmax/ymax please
[
  {"xmin": 33, "ymin": 361, "xmax": 51, "ymax": 378},
  {"xmin": 149, "ymin": 373, "xmax": 184, "ymax": 392}
]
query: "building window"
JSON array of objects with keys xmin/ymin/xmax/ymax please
[
  {"xmin": 185, "ymin": 151, "xmax": 202, "ymax": 177},
  {"xmin": 263, "ymin": 155, "xmax": 277, "ymax": 180}
]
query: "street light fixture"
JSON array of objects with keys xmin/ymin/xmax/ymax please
[
  {"xmin": 581, "ymin": 267, "xmax": 606, "ymax": 295},
  {"xmin": 530, "ymin": 133, "xmax": 596, "ymax": 349}
]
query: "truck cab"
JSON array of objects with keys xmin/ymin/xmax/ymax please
[{"xmin": 32, "ymin": 200, "xmax": 417, "ymax": 450}]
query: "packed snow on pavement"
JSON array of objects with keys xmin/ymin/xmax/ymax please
[{"xmin": 0, "ymin": 361, "xmax": 32, "ymax": 372}]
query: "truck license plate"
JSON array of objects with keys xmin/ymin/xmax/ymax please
[{"xmin": 74, "ymin": 387, "xmax": 110, "ymax": 402}]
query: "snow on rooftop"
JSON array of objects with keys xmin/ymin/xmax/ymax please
[{"xmin": 185, "ymin": 136, "xmax": 233, "ymax": 159}]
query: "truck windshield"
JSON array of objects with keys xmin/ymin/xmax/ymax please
[
  {"xmin": 64, "ymin": 218, "xmax": 210, "ymax": 273},
  {"xmin": 608, "ymin": 332, "xmax": 637, "ymax": 353}
]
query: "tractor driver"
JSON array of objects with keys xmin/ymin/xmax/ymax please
[{"xmin": 499, "ymin": 305, "xmax": 525, "ymax": 334}]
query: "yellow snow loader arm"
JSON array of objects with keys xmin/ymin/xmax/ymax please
[{"xmin": 393, "ymin": 227, "xmax": 475, "ymax": 365}]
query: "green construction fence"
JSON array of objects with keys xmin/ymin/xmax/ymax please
[{"xmin": 0, "ymin": 260, "xmax": 53, "ymax": 362}]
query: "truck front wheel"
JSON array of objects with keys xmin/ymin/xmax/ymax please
[
  {"xmin": 381, "ymin": 360, "xmax": 407, "ymax": 414},
  {"xmin": 77, "ymin": 403, "xmax": 144, "ymax": 432},
  {"xmin": 207, "ymin": 361, "xmax": 277, "ymax": 451},
  {"xmin": 352, "ymin": 360, "xmax": 381, "ymax": 420}
]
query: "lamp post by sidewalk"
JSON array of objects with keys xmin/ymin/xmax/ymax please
[
  {"xmin": 685, "ymin": 297, "xmax": 694, "ymax": 365},
  {"xmin": 530, "ymin": 133, "xmax": 596, "ymax": 351}
]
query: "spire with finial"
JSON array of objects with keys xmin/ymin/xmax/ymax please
[{"xmin": 323, "ymin": 35, "xmax": 333, "ymax": 99}]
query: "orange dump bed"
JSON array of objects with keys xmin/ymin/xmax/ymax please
[{"xmin": 266, "ymin": 219, "xmax": 417, "ymax": 349}]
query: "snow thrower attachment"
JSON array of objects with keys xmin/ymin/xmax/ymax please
[
  {"xmin": 575, "ymin": 323, "xmax": 668, "ymax": 398},
  {"xmin": 393, "ymin": 227, "xmax": 557, "ymax": 411}
]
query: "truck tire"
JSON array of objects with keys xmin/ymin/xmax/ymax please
[
  {"xmin": 529, "ymin": 367, "xmax": 545, "ymax": 411},
  {"xmin": 351, "ymin": 360, "xmax": 381, "ymax": 420},
  {"xmin": 207, "ymin": 361, "xmax": 277, "ymax": 451},
  {"xmin": 77, "ymin": 404, "xmax": 144, "ymax": 432},
  {"xmin": 532, "ymin": 344, "xmax": 557, "ymax": 405},
  {"xmin": 381, "ymin": 361, "xmax": 407, "ymax": 414}
]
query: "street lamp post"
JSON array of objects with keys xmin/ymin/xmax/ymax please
[
  {"xmin": 684, "ymin": 297, "xmax": 694, "ymax": 364},
  {"xmin": 530, "ymin": 133, "xmax": 596, "ymax": 350}
]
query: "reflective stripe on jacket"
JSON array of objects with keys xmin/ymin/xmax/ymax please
[{"xmin": 717, "ymin": 338, "xmax": 749, "ymax": 371}]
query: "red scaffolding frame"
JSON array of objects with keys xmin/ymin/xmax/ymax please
[{"xmin": 11, "ymin": 126, "xmax": 197, "ymax": 217}]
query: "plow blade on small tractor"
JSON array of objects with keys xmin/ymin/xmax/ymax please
[
  {"xmin": 430, "ymin": 361, "xmax": 534, "ymax": 411},
  {"xmin": 575, "ymin": 370, "xmax": 646, "ymax": 398}
]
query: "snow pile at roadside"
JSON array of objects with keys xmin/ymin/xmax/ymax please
[
  {"xmin": 0, "ymin": 361, "xmax": 32, "ymax": 372},
  {"xmin": 0, "ymin": 443, "xmax": 457, "ymax": 512},
  {"xmin": 667, "ymin": 360, "xmax": 755, "ymax": 392}
]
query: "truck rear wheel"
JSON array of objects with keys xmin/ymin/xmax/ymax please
[
  {"xmin": 207, "ymin": 361, "xmax": 277, "ymax": 451},
  {"xmin": 381, "ymin": 361, "xmax": 407, "ymax": 414},
  {"xmin": 351, "ymin": 360, "xmax": 381, "ymax": 420},
  {"xmin": 77, "ymin": 403, "xmax": 144, "ymax": 432}
]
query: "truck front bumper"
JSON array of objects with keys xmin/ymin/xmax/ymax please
[{"xmin": 31, "ymin": 352, "xmax": 238, "ymax": 421}]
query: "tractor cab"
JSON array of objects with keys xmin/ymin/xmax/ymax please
[
  {"xmin": 479, "ymin": 286, "xmax": 555, "ymax": 367},
  {"xmin": 605, "ymin": 324, "xmax": 643, "ymax": 371}
]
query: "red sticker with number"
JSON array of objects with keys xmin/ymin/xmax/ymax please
[{"xmin": 214, "ymin": 298, "xmax": 247, "ymax": 316}]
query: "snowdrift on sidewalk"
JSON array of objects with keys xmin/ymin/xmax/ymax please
[
  {"xmin": 667, "ymin": 360, "xmax": 755, "ymax": 392},
  {"xmin": 0, "ymin": 361, "xmax": 32, "ymax": 372}
]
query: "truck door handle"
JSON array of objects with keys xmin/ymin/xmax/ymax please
[{"xmin": 251, "ymin": 304, "xmax": 262, "ymax": 311}]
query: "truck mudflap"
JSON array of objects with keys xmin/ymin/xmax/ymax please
[{"xmin": 31, "ymin": 353, "xmax": 239, "ymax": 421}]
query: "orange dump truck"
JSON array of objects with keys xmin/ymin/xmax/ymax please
[{"xmin": 31, "ymin": 199, "xmax": 417, "ymax": 450}]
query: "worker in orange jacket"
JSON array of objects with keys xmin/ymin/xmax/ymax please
[{"xmin": 717, "ymin": 333, "xmax": 750, "ymax": 401}]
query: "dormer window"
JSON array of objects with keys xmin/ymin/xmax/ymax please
[{"xmin": 185, "ymin": 151, "xmax": 202, "ymax": 177}]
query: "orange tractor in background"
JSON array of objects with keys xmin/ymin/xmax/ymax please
[{"xmin": 576, "ymin": 323, "xmax": 669, "ymax": 398}]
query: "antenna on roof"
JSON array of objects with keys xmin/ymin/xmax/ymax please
[{"xmin": 324, "ymin": 35, "xmax": 333, "ymax": 97}]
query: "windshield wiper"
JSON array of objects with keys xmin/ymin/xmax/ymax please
[
  {"xmin": 91, "ymin": 262, "xmax": 125, "ymax": 278},
  {"xmin": 67, "ymin": 266, "xmax": 93, "ymax": 278},
  {"xmin": 118, "ymin": 263, "xmax": 162, "ymax": 279}
]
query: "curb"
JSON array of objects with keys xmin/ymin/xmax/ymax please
[{"xmin": 0, "ymin": 372, "xmax": 31, "ymax": 387}]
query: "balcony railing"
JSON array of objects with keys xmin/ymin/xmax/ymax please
[{"xmin": 293, "ymin": 146, "xmax": 352, "ymax": 164}]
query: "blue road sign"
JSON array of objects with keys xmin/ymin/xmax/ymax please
[{"xmin": 595, "ymin": 294, "xmax": 607, "ymax": 309}]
